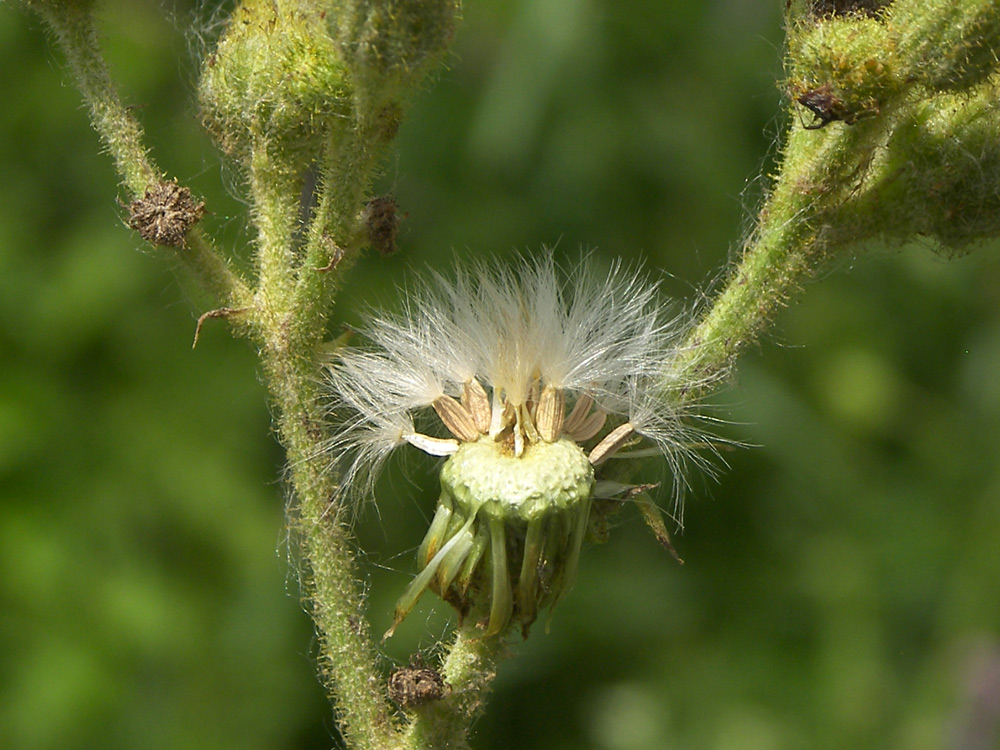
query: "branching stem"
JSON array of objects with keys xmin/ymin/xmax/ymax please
[{"xmin": 34, "ymin": 1, "xmax": 253, "ymax": 316}]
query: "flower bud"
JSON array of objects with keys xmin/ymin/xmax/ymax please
[
  {"xmin": 890, "ymin": 0, "xmax": 1000, "ymax": 93},
  {"xmin": 198, "ymin": 0, "xmax": 353, "ymax": 163},
  {"xmin": 787, "ymin": 14, "xmax": 898, "ymax": 127},
  {"xmin": 325, "ymin": 0, "xmax": 460, "ymax": 145},
  {"xmin": 328, "ymin": 0, "xmax": 459, "ymax": 93}
]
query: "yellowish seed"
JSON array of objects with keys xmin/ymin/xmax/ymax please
[
  {"xmin": 570, "ymin": 409, "xmax": 608, "ymax": 442},
  {"xmin": 433, "ymin": 395, "xmax": 481, "ymax": 442},
  {"xmin": 564, "ymin": 392, "xmax": 594, "ymax": 434},
  {"xmin": 461, "ymin": 379, "xmax": 491, "ymax": 434}
]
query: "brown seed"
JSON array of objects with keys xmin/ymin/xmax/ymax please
[
  {"xmin": 535, "ymin": 385, "xmax": 565, "ymax": 442},
  {"xmin": 461, "ymin": 379, "xmax": 491, "ymax": 434},
  {"xmin": 570, "ymin": 409, "xmax": 608, "ymax": 442},
  {"xmin": 432, "ymin": 395, "xmax": 481, "ymax": 442},
  {"xmin": 588, "ymin": 423, "xmax": 635, "ymax": 465}
]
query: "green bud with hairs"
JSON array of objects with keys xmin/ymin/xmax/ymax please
[{"xmin": 198, "ymin": 0, "xmax": 354, "ymax": 165}]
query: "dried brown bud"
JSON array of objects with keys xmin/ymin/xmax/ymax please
[
  {"xmin": 363, "ymin": 195, "xmax": 400, "ymax": 256},
  {"xmin": 388, "ymin": 666, "xmax": 448, "ymax": 708},
  {"xmin": 127, "ymin": 181, "xmax": 204, "ymax": 247}
]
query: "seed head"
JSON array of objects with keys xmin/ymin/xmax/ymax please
[{"xmin": 322, "ymin": 252, "xmax": 714, "ymax": 637}]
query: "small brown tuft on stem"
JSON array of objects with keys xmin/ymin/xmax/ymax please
[
  {"xmin": 388, "ymin": 666, "xmax": 449, "ymax": 709},
  {"xmin": 363, "ymin": 195, "xmax": 401, "ymax": 256},
  {"xmin": 127, "ymin": 180, "xmax": 205, "ymax": 247},
  {"xmin": 192, "ymin": 306, "xmax": 250, "ymax": 348},
  {"xmin": 796, "ymin": 83, "xmax": 851, "ymax": 129},
  {"xmin": 315, "ymin": 236, "xmax": 345, "ymax": 272}
]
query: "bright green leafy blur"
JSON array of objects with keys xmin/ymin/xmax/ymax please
[{"xmin": 2, "ymin": 1, "xmax": 1000, "ymax": 748}]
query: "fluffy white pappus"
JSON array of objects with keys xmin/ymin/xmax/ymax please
[
  {"xmin": 435, "ymin": 252, "xmax": 678, "ymax": 400},
  {"xmin": 615, "ymin": 374, "xmax": 722, "ymax": 527},
  {"xmin": 319, "ymin": 384, "xmax": 414, "ymax": 511},
  {"xmin": 320, "ymin": 251, "xmax": 712, "ymax": 515}
]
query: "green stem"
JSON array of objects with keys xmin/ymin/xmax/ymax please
[
  {"xmin": 667, "ymin": 116, "xmax": 883, "ymax": 400},
  {"xmin": 261, "ymin": 123, "xmax": 408, "ymax": 750},
  {"xmin": 35, "ymin": 1, "xmax": 155, "ymax": 197},
  {"xmin": 30, "ymin": 2, "xmax": 495, "ymax": 747},
  {"xmin": 245, "ymin": 124, "xmax": 397, "ymax": 747},
  {"xmin": 184, "ymin": 228, "xmax": 255, "ymax": 321},
  {"xmin": 293, "ymin": 127, "xmax": 377, "ymax": 330},
  {"xmin": 280, "ymin": 379, "xmax": 399, "ymax": 750},
  {"xmin": 400, "ymin": 628, "xmax": 508, "ymax": 749},
  {"xmin": 249, "ymin": 142, "xmax": 301, "ymax": 319}
]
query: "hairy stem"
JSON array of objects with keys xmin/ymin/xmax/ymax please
[
  {"xmin": 249, "ymin": 142, "xmax": 302, "ymax": 322},
  {"xmin": 247, "ymin": 127, "xmax": 396, "ymax": 747},
  {"xmin": 668, "ymin": 115, "xmax": 883, "ymax": 400},
  {"xmin": 275, "ymin": 366, "xmax": 398, "ymax": 750},
  {"xmin": 293, "ymin": 126, "xmax": 381, "ymax": 331},
  {"xmin": 35, "ymin": 1, "xmax": 154, "ymax": 197}
]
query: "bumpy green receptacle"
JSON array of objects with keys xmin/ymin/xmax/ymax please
[{"xmin": 387, "ymin": 438, "xmax": 595, "ymax": 639}]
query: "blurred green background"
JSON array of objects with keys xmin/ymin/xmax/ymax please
[{"xmin": 3, "ymin": 1, "xmax": 1000, "ymax": 748}]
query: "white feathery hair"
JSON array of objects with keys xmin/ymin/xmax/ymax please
[{"xmin": 321, "ymin": 251, "xmax": 711, "ymax": 515}]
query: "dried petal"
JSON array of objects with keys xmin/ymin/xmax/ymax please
[{"xmin": 403, "ymin": 432, "xmax": 460, "ymax": 456}]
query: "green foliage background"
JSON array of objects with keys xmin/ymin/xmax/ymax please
[{"xmin": 2, "ymin": 1, "xmax": 1000, "ymax": 748}]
